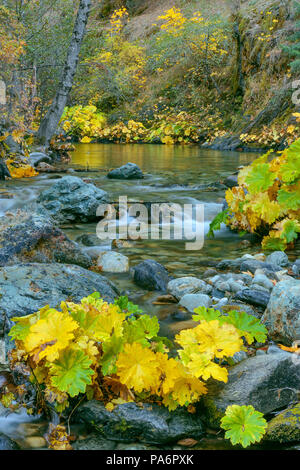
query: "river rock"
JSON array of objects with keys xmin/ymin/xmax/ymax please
[
  {"xmin": 73, "ymin": 434, "xmax": 116, "ymax": 450},
  {"xmin": 0, "ymin": 209, "xmax": 92, "ymax": 268},
  {"xmin": 201, "ymin": 352, "xmax": 300, "ymax": 428},
  {"xmin": 0, "ymin": 263, "xmax": 119, "ymax": 334},
  {"xmin": 234, "ymin": 288, "xmax": 270, "ymax": 308},
  {"xmin": 167, "ymin": 277, "xmax": 212, "ymax": 300},
  {"xmin": 107, "ymin": 163, "xmax": 143, "ymax": 180},
  {"xmin": 224, "ymin": 174, "xmax": 238, "ymax": 188},
  {"xmin": 240, "ymin": 259, "xmax": 277, "ymax": 274},
  {"xmin": 74, "ymin": 401, "xmax": 204, "ymax": 444},
  {"xmin": 251, "ymin": 273, "xmax": 274, "ymax": 291},
  {"xmin": 179, "ymin": 294, "xmax": 212, "ymax": 312},
  {"xmin": 76, "ymin": 233, "xmax": 101, "ymax": 246},
  {"xmin": 0, "ymin": 433, "xmax": 19, "ymax": 450},
  {"xmin": 265, "ymin": 404, "xmax": 300, "ymax": 443},
  {"xmin": 266, "ymin": 251, "xmax": 289, "ymax": 268},
  {"xmin": 37, "ymin": 176, "xmax": 108, "ymax": 223},
  {"xmin": 132, "ymin": 260, "xmax": 170, "ymax": 292},
  {"xmin": 261, "ymin": 279, "xmax": 300, "ymax": 344},
  {"xmin": 97, "ymin": 251, "xmax": 129, "ymax": 273}
]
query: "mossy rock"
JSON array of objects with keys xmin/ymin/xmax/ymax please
[{"xmin": 265, "ymin": 404, "xmax": 300, "ymax": 443}]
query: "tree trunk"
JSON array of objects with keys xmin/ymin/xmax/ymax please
[
  {"xmin": 37, "ymin": 0, "xmax": 91, "ymax": 145},
  {"xmin": 233, "ymin": 17, "xmax": 245, "ymax": 97}
]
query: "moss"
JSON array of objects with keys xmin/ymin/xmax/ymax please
[
  {"xmin": 200, "ymin": 396, "xmax": 225, "ymax": 430},
  {"xmin": 265, "ymin": 404, "xmax": 300, "ymax": 443}
]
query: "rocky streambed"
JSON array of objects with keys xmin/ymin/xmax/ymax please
[{"xmin": 0, "ymin": 144, "xmax": 300, "ymax": 450}]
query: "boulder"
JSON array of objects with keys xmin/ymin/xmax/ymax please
[
  {"xmin": 97, "ymin": 251, "xmax": 129, "ymax": 273},
  {"xmin": 179, "ymin": 294, "xmax": 212, "ymax": 312},
  {"xmin": 261, "ymin": 279, "xmax": 300, "ymax": 344},
  {"xmin": 0, "ymin": 209, "xmax": 92, "ymax": 269},
  {"xmin": 167, "ymin": 277, "xmax": 212, "ymax": 300},
  {"xmin": 0, "ymin": 263, "xmax": 119, "ymax": 334},
  {"xmin": 133, "ymin": 260, "xmax": 170, "ymax": 292},
  {"xmin": 265, "ymin": 404, "xmax": 300, "ymax": 443},
  {"xmin": 234, "ymin": 288, "xmax": 270, "ymax": 308},
  {"xmin": 201, "ymin": 352, "xmax": 300, "ymax": 428},
  {"xmin": 266, "ymin": 251, "xmax": 289, "ymax": 268},
  {"xmin": 107, "ymin": 162, "xmax": 143, "ymax": 180},
  {"xmin": 37, "ymin": 176, "xmax": 108, "ymax": 223},
  {"xmin": 73, "ymin": 401, "xmax": 204, "ymax": 444}
]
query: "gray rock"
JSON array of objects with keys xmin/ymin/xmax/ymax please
[
  {"xmin": 224, "ymin": 174, "xmax": 238, "ymax": 188},
  {"xmin": 232, "ymin": 351, "xmax": 248, "ymax": 364},
  {"xmin": 179, "ymin": 294, "xmax": 212, "ymax": 312},
  {"xmin": 72, "ymin": 435, "xmax": 116, "ymax": 450},
  {"xmin": 73, "ymin": 401, "xmax": 204, "ymax": 444},
  {"xmin": 0, "ymin": 209, "xmax": 92, "ymax": 269},
  {"xmin": 267, "ymin": 345, "xmax": 286, "ymax": 355},
  {"xmin": 107, "ymin": 163, "xmax": 143, "ymax": 180},
  {"xmin": 97, "ymin": 251, "xmax": 129, "ymax": 273},
  {"xmin": 256, "ymin": 349, "xmax": 267, "ymax": 356},
  {"xmin": 29, "ymin": 152, "xmax": 52, "ymax": 168},
  {"xmin": 250, "ymin": 284, "xmax": 270, "ymax": 293},
  {"xmin": 133, "ymin": 260, "xmax": 169, "ymax": 292},
  {"xmin": 266, "ymin": 251, "xmax": 289, "ymax": 268},
  {"xmin": 234, "ymin": 288, "xmax": 270, "ymax": 308},
  {"xmin": 75, "ymin": 233, "xmax": 101, "ymax": 247},
  {"xmin": 0, "ymin": 433, "xmax": 19, "ymax": 450},
  {"xmin": 251, "ymin": 274, "xmax": 274, "ymax": 291},
  {"xmin": 217, "ymin": 258, "xmax": 243, "ymax": 270},
  {"xmin": 168, "ymin": 277, "xmax": 212, "ymax": 300},
  {"xmin": 240, "ymin": 259, "xmax": 276, "ymax": 274},
  {"xmin": 201, "ymin": 353, "xmax": 300, "ymax": 428},
  {"xmin": 261, "ymin": 279, "xmax": 300, "ymax": 344},
  {"xmin": 37, "ymin": 176, "xmax": 108, "ymax": 223},
  {"xmin": 0, "ymin": 263, "xmax": 119, "ymax": 334}
]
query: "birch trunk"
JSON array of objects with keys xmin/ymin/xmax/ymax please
[{"xmin": 37, "ymin": 0, "xmax": 91, "ymax": 145}]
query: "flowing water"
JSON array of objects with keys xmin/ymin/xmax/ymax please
[{"xmin": 1, "ymin": 143, "xmax": 298, "ymax": 450}]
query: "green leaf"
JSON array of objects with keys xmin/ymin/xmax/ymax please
[
  {"xmin": 277, "ymin": 184, "xmax": 300, "ymax": 210},
  {"xmin": 101, "ymin": 333, "xmax": 124, "ymax": 376},
  {"xmin": 225, "ymin": 310, "xmax": 267, "ymax": 344},
  {"xmin": 262, "ymin": 234, "xmax": 287, "ymax": 252},
  {"xmin": 221, "ymin": 405, "xmax": 267, "ymax": 448},
  {"xmin": 49, "ymin": 349, "xmax": 93, "ymax": 397},
  {"xmin": 280, "ymin": 140, "xmax": 300, "ymax": 182},
  {"xmin": 192, "ymin": 306, "xmax": 222, "ymax": 323},
  {"xmin": 245, "ymin": 163, "xmax": 276, "ymax": 193},
  {"xmin": 207, "ymin": 209, "xmax": 229, "ymax": 238},
  {"xmin": 114, "ymin": 296, "xmax": 143, "ymax": 316},
  {"xmin": 124, "ymin": 314, "xmax": 160, "ymax": 345}
]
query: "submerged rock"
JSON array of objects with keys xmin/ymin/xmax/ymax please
[
  {"xmin": 261, "ymin": 278, "xmax": 300, "ymax": 344},
  {"xmin": 201, "ymin": 352, "xmax": 300, "ymax": 428},
  {"xmin": 265, "ymin": 404, "xmax": 300, "ymax": 443},
  {"xmin": 107, "ymin": 162, "xmax": 143, "ymax": 180},
  {"xmin": 167, "ymin": 277, "xmax": 212, "ymax": 300},
  {"xmin": 0, "ymin": 433, "xmax": 19, "ymax": 450},
  {"xmin": 0, "ymin": 263, "xmax": 119, "ymax": 333},
  {"xmin": 0, "ymin": 209, "xmax": 92, "ymax": 269},
  {"xmin": 132, "ymin": 260, "xmax": 170, "ymax": 292},
  {"xmin": 74, "ymin": 401, "xmax": 204, "ymax": 444},
  {"xmin": 37, "ymin": 176, "xmax": 108, "ymax": 223},
  {"xmin": 97, "ymin": 251, "xmax": 129, "ymax": 273}
]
